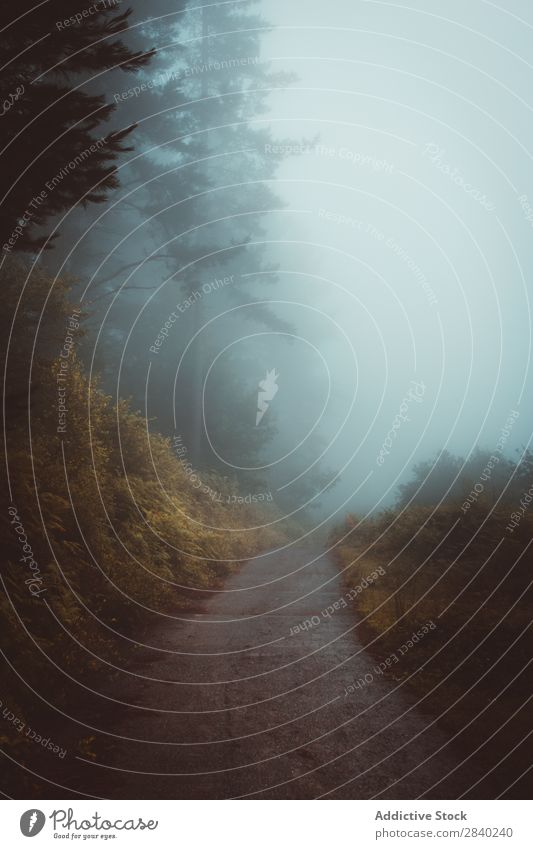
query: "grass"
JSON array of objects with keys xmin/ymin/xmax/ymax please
[{"xmin": 330, "ymin": 503, "xmax": 533, "ymax": 797}]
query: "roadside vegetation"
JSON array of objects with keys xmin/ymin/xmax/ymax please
[
  {"xmin": 331, "ymin": 448, "xmax": 533, "ymax": 795},
  {"xmin": 1, "ymin": 258, "xmax": 286, "ymax": 793}
]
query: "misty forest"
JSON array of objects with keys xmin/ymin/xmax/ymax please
[{"xmin": 1, "ymin": 0, "xmax": 532, "ymax": 800}]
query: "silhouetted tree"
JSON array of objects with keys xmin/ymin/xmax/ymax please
[
  {"xmin": 396, "ymin": 449, "xmax": 464, "ymax": 508},
  {"xmin": 396, "ymin": 447, "xmax": 518, "ymax": 509},
  {"xmin": 72, "ymin": 1, "xmax": 295, "ymax": 476}
]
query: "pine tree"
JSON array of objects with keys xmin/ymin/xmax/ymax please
[{"xmin": 0, "ymin": 1, "xmax": 155, "ymax": 252}]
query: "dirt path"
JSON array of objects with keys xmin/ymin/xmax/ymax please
[{"xmin": 70, "ymin": 543, "xmax": 488, "ymax": 799}]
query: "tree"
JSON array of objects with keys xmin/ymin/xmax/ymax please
[
  {"xmin": 0, "ymin": 1, "xmax": 154, "ymax": 252},
  {"xmin": 396, "ymin": 449, "xmax": 464, "ymax": 508},
  {"xmin": 395, "ymin": 447, "xmax": 518, "ymax": 509},
  {"xmin": 41, "ymin": 2, "xmax": 331, "ymax": 514}
]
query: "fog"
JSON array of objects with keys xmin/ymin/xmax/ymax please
[
  {"xmin": 3, "ymin": 0, "xmax": 533, "ymax": 804},
  {"xmin": 52, "ymin": 0, "xmax": 533, "ymax": 521}
]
